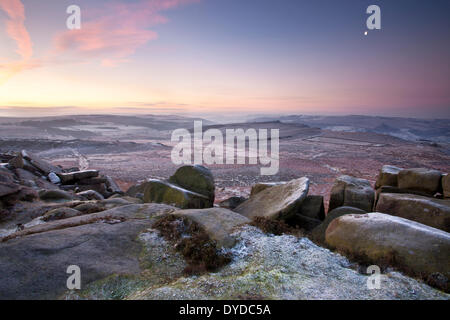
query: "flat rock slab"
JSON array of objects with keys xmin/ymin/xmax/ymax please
[
  {"xmin": 57, "ymin": 170, "xmax": 99, "ymax": 184},
  {"xmin": 376, "ymin": 193, "xmax": 450, "ymax": 232},
  {"xmin": 398, "ymin": 168, "xmax": 442, "ymax": 196},
  {"xmin": 235, "ymin": 177, "xmax": 309, "ymax": 221},
  {"xmin": 171, "ymin": 207, "xmax": 250, "ymax": 248},
  {"xmin": 0, "ymin": 203, "xmax": 177, "ymax": 299},
  {"xmin": 21, "ymin": 150, "xmax": 62, "ymax": 175},
  {"xmin": 326, "ymin": 212, "xmax": 450, "ymax": 280}
]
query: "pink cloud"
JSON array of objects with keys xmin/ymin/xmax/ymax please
[
  {"xmin": 54, "ymin": 0, "xmax": 199, "ymax": 67},
  {"xmin": 0, "ymin": 0, "xmax": 35, "ymax": 83}
]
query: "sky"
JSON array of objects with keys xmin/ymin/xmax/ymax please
[{"xmin": 0, "ymin": 0, "xmax": 449, "ymax": 118}]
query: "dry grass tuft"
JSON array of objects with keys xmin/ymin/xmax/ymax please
[{"xmin": 153, "ymin": 215, "xmax": 231, "ymax": 275}]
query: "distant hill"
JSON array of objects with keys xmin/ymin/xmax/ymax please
[{"xmin": 249, "ymin": 115, "xmax": 450, "ymax": 143}]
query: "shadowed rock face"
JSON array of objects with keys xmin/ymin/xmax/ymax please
[
  {"xmin": 375, "ymin": 165, "xmax": 403, "ymax": 189},
  {"xmin": 442, "ymin": 174, "xmax": 450, "ymax": 198},
  {"xmin": 398, "ymin": 168, "xmax": 442, "ymax": 196},
  {"xmin": 376, "ymin": 193, "xmax": 450, "ymax": 232},
  {"xmin": 311, "ymin": 206, "xmax": 366, "ymax": 244},
  {"xmin": 328, "ymin": 175, "xmax": 374, "ymax": 213},
  {"xmin": 325, "ymin": 212, "xmax": 450, "ymax": 282},
  {"xmin": 235, "ymin": 177, "xmax": 309, "ymax": 221}
]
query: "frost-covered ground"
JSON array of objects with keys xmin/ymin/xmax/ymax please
[{"xmin": 126, "ymin": 226, "xmax": 448, "ymax": 300}]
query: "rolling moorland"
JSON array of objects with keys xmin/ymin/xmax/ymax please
[
  {"xmin": 0, "ymin": 114, "xmax": 448, "ymax": 207},
  {"xmin": 0, "ymin": 113, "xmax": 449, "ymax": 299}
]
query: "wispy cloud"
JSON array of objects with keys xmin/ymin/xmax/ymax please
[
  {"xmin": 0, "ymin": 0, "xmax": 37, "ymax": 83},
  {"xmin": 54, "ymin": 0, "xmax": 199, "ymax": 67}
]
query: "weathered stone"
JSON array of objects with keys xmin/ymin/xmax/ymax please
[
  {"xmin": 398, "ymin": 168, "xmax": 442, "ymax": 195},
  {"xmin": 168, "ymin": 165, "xmax": 215, "ymax": 202},
  {"xmin": 0, "ymin": 203, "xmax": 178, "ymax": 299},
  {"xmin": 328, "ymin": 175, "xmax": 374, "ymax": 212},
  {"xmin": 43, "ymin": 207, "xmax": 83, "ymax": 221},
  {"xmin": 77, "ymin": 190, "xmax": 104, "ymax": 201},
  {"xmin": 376, "ymin": 193, "xmax": 450, "ymax": 232},
  {"xmin": 73, "ymin": 202, "xmax": 106, "ymax": 214},
  {"xmin": 48, "ymin": 172, "xmax": 61, "ymax": 184},
  {"xmin": 21, "ymin": 150, "xmax": 62, "ymax": 175},
  {"xmin": 298, "ymin": 195, "xmax": 325, "ymax": 221},
  {"xmin": 57, "ymin": 170, "xmax": 99, "ymax": 184},
  {"xmin": 325, "ymin": 212, "xmax": 450, "ymax": 281},
  {"xmin": 442, "ymin": 174, "xmax": 450, "ymax": 198},
  {"xmin": 39, "ymin": 189, "xmax": 73, "ymax": 202},
  {"xmin": 8, "ymin": 153, "xmax": 24, "ymax": 169},
  {"xmin": 250, "ymin": 182, "xmax": 286, "ymax": 196},
  {"xmin": 235, "ymin": 177, "xmax": 309, "ymax": 221},
  {"xmin": 218, "ymin": 196, "xmax": 247, "ymax": 209},
  {"xmin": 105, "ymin": 176, "xmax": 123, "ymax": 194},
  {"xmin": 170, "ymin": 207, "xmax": 250, "ymax": 248},
  {"xmin": 311, "ymin": 206, "xmax": 366, "ymax": 244},
  {"xmin": 14, "ymin": 168, "xmax": 37, "ymax": 181},
  {"xmin": 143, "ymin": 179, "xmax": 212, "ymax": 209},
  {"xmin": 375, "ymin": 165, "xmax": 403, "ymax": 189},
  {"xmin": 0, "ymin": 168, "xmax": 15, "ymax": 184},
  {"xmin": 76, "ymin": 184, "xmax": 108, "ymax": 197},
  {"xmin": 0, "ymin": 183, "xmax": 20, "ymax": 198},
  {"xmin": 15, "ymin": 187, "xmax": 38, "ymax": 202}
]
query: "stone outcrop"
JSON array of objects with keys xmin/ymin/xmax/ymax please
[
  {"xmin": 329, "ymin": 175, "xmax": 374, "ymax": 212},
  {"xmin": 325, "ymin": 212, "xmax": 450, "ymax": 283},
  {"xmin": 376, "ymin": 193, "xmax": 450, "ymax": 232},
  {"xmin": 143, "ymin": 179, "xmax": 212, "ymax": 209},
  {"xmin": 168, "ymin": 165, "xmax": 215, "ymax": 203},
  {"xmin": 397, "ymin": 168, "xmax": 442, "ymax": 196},
  {"xmin": 235, "ymin": 177, "xmax": 309, "ymax": 220}
]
